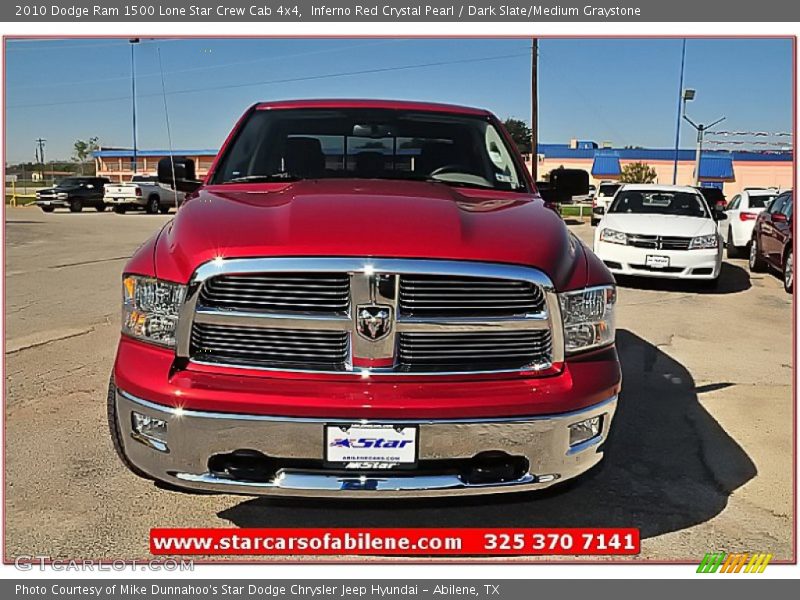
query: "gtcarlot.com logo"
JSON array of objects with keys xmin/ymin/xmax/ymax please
[{"xmin": 697, "ymin": 552, "xmax": 772, "ymax": 573}]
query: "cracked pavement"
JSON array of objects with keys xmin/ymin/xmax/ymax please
[{"xmin": 3, "ymin": 208, "xmax": 794, "ymax": 562}]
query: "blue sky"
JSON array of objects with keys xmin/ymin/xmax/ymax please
[{"xmin": 4, "ymin": 37, "xmax": 793, "ymax": 163}]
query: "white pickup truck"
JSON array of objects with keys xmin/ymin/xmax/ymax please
[{"xmin": 103, "ymin": 175, "xmax": 184, "ymax": 214}]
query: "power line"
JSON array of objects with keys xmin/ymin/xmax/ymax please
[
  {"xmin": 11, "ymin": 39, "xmax": 413, "ymax": 90},
  {"xmin": 7, "ymin": 51, "xmax": 530, "ymax": 110}
]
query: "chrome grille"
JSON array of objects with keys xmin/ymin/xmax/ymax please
[
  {"xmin": 399, "ymin": 274, "xmax": 545, "ymax": 317},
  {"xmin": 191, "ymin": 323, "xmax": 348, "ymax": 370},
  {"xmin": 180, "ymin": 258, "xmax": 561, "ymax": 375},
  {"xmin": 398, "ymin": 331, "xmax": 552, "ymax": 372},
  {"xmin": 627, "ymin": 235, "xmax": 692, "ymax": 251},
  {"xmin": 199, "ymin": 273, "xmax": 349, "ymax": 314}
]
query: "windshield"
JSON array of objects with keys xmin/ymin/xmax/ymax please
[
  {"xmin": 598, "ymin": 184, "xmax": 620, "ymax": 197},
  {"xmin": 58, "ymin": 177, "xmax": 88, "ymax": 187},
  {"xmin": 749, "ymin": 194, "xmax": 777, "ymax": 209},
  {"xmin": 609, "ymin": 190, "xmax": 710, "ymax": 218},
  {"xmin": 212, "ymin": 108, "xmax": 526, "ymax": 192}
]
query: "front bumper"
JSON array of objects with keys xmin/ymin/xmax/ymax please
[
  {"xmin": 114, "ymin": 388, "xmax": 617, "ymax": 497},
  {"xmin": 594, "ymin": 240, "xmax": 722, "ymax": 280},
  {"xmin": 35, "ymin": 198, "xmax": 70, "ymax": 208}
]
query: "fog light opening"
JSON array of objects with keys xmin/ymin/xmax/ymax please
[
  {"xmin": 131, "ymin": 411, "xmax": 169, "ymax": 452},
  {"xmin": 568, "ymin": 415, "xmax": 603, "ymax": 448}
]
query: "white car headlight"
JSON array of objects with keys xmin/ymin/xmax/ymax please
[
  {"xmin": 599, "ymin": 228, "xmax": 627, "ymax": 245},
  {"xmin": 122, "ymin": 275, "xmax": 186, "ymax": 347},
  {"xmin": 689, "ymin": 234, "xmax": 719, "ymax": 249},
  {"xmin": 559, "ymin": 285, "xmax": 617, "ymax": 354}
]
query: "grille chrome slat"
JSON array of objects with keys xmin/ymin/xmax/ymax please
[
  {"xmin": 398, "ymin": 331, "xmax": 552, "ymax": 370},
  {"xmin": 200, "ymin": 272, "xmax": 350, "ymax": 314},
  {"xmin": 191, "ymin": 323, "xmax": 348, "ymax": 368},
  {"xmin": 399, "ymin": 274, "xmax": 545, "ymax": 318}
]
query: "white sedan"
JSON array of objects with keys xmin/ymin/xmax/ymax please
[
  {"xmin": 721, "ymin": 189, "xmax": 780, "ymax": 258},
  {"xmin": 593, "ymin": 184, "xmax": 727, "ymax": 286}
]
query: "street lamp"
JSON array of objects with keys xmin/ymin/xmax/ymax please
[
  {"xmin": 130, "ymin": 38, "xmax": 140, "ymax": 176},
  {"xmin": 682, "ymin": 89, "xmax": 725, "ymax": 187}
]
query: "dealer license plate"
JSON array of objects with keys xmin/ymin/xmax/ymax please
[
  {"xmin": 646, "ymin": 255, "xmax": 670, "ymax": 269},
  {"xmin": 325, "ymin": 424, "xmax": 418, "ymax": 469}
]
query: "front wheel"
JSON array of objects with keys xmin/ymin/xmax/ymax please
[
  {"xmin": 749, "ymin": 238, "xmax": 767, "ymax": 272},
  {"xmin": 784, "ymin": 249, "xmax": 793, "ymax": 294},
  {"xmin": 146, "ymin": 195, "xmax": 160, "ymax": 215},
  {"xmin": 40, "ymin": 205, "xmax": 55, "ymax": 213},
  {"xmin": 69, "ymin": 199, "xmax": 83, "ymax": 213}
]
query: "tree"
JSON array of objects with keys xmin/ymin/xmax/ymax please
[
  {"xmin": 620, "ymin": 161, "xmax": 657, "ymax": 184},
  {"xmin": 73, "ymin": 136, "xmax": 99, "ymax": 174},
  {"xmin": 502, "ymin": 118, "xmax": 532, "ymax": 155}
]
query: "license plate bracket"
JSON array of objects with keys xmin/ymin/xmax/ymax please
[
  {"xmin": 646, "ymin": 255, "xmax": 671, "ymax": 269},
  {"xmin": 324, "ymin": 424, "xmax": 418, "ymax": 470}
]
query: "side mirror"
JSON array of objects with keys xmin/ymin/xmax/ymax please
[
  {"xmin": 158, "ymin": 157, "xmax": 202, "ymax": 193},
  {"xmin": 549, "ymin": 168, "xmax": 590, "ymax": 203},
  {"xmin": 714, "ymin": 211, "xmax": 728, "ymax": 221}
]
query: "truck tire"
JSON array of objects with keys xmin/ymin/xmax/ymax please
[
  {"xmin": 69, "ymin": 199, "xmax": 83, "ymax": 213},
  {"xmin": 106, "ymin": 376, "xmax": 152, "ymax": 481},
  {"xmin": 40, "ymin": 205, "xmax": 55, "ymax": 213},
  {"xmin": 159, "ymin": 204, "xmax": 171, "ymax": 215},
  {"xmin": 95, "ymin": 201, "xmax": 107, "ymax": 212},
  {"xmin": 146, "ymin": 195, "xmax": 160, "ymax": 215},
  {"xmin": 113, "ymin": 205, "xmax": 127, "ymax": 214}
]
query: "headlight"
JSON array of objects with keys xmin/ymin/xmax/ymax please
[
  {"xmin": 122, "ymin": 275, "xmax": 186, "ymax": 347},
  {"xmin": 599, "ymin": 228, "xmax": 627, "ymax": 245},
  {"xmin": 559, "ymin": 285, "xmax": 617, "ymax": 354},
  {"xmin": 689, "ymin": 234, "xmax": 719, "ymax": 249}
]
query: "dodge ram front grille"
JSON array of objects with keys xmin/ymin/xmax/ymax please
[
  {"xmin": 399, "ymin": 275, "xmax": 546, "ymax": 317},
  {"xmin": 398, "ymin": 331, "xmax": 552, "ymax": 372},
  {"xmin": 191, "ymin": 323, "xmax": 349, "ymax": 370},
  {"xmin": 180, "ymin": 258, "xmax": 563, "ymax": 375},
  {"xmin": 199, "ymin": 273, "xmax": 350, "ymax": 314}
]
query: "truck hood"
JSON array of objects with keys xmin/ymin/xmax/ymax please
[
  {"xmin": 601, "ymin": 213, "xmax": 716, "ymax": 238},
  {"xmin": 153, "ymin": 179, "xmax": 585, "ymax": 289}
]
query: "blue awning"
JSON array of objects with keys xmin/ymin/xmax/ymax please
[
  {"xmin": 698, "ymin": 155, "xmax": 735, "ymax": 182},
  {"xmin": 591, "ymin": 154, "xmax": 621, "ymax": 177}
]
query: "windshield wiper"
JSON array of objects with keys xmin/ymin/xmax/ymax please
[{"xmin": 225, "ymin": 172, "xmax": 302, "ymax": 183}]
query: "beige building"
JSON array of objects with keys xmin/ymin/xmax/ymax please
[
  {"xmin": 531, "ymin": 142, "xmax": 792, "ymax": 196},
  {"xmin": 93, "ymin": 148, "xmax": 217, "ymax": 183}
]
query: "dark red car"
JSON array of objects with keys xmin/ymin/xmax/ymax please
[{"xmin": 749, "ymin": 190, "xmax": 793, "ymax": 293}]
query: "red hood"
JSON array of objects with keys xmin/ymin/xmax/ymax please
[{"xmin": 151, "ymin": 179, "xmax": 589, "ymax": 290}]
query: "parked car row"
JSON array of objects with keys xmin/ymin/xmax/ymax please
[
  {"xmin": 591, "ymin": 182, "xmax": 793, "ymax": 293},
  {"xmin": 34, "ymin": 175, "xmax": 183, "ymax": 214}
]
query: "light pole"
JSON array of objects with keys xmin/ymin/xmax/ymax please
[
  {"xmin": 130, "ymin": 38, "xmax": 140, "ymax": 176},
  {"xmin": 682, "ymin": 89, "xmax": 725, "ymax": 187},
  {"xmin": 671, "ymin": 39, "xmax": 686, "ymax": 184}
]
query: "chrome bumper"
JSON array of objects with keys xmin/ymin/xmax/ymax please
[{"xmin": 115, "ymin": 389, "xmax": 617, "ymax": 498}]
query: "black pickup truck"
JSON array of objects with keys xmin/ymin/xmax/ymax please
[{"xmin": 35, "ymin": 176, "xmax": 110, "ymax": 213}]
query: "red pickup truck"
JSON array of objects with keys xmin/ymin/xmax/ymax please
[{"xmin": 108, "ymin": 99, "xmax": 621, "ymax": 497}]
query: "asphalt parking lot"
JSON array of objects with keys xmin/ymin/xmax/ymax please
[{"xmin": 3, "ymin": 206, "xmax": 794, "ymax": 562}]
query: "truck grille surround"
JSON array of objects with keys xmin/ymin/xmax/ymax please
[{"xmin": 178, "ymin": 258, "xmax": 563, "ymax": 375}]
